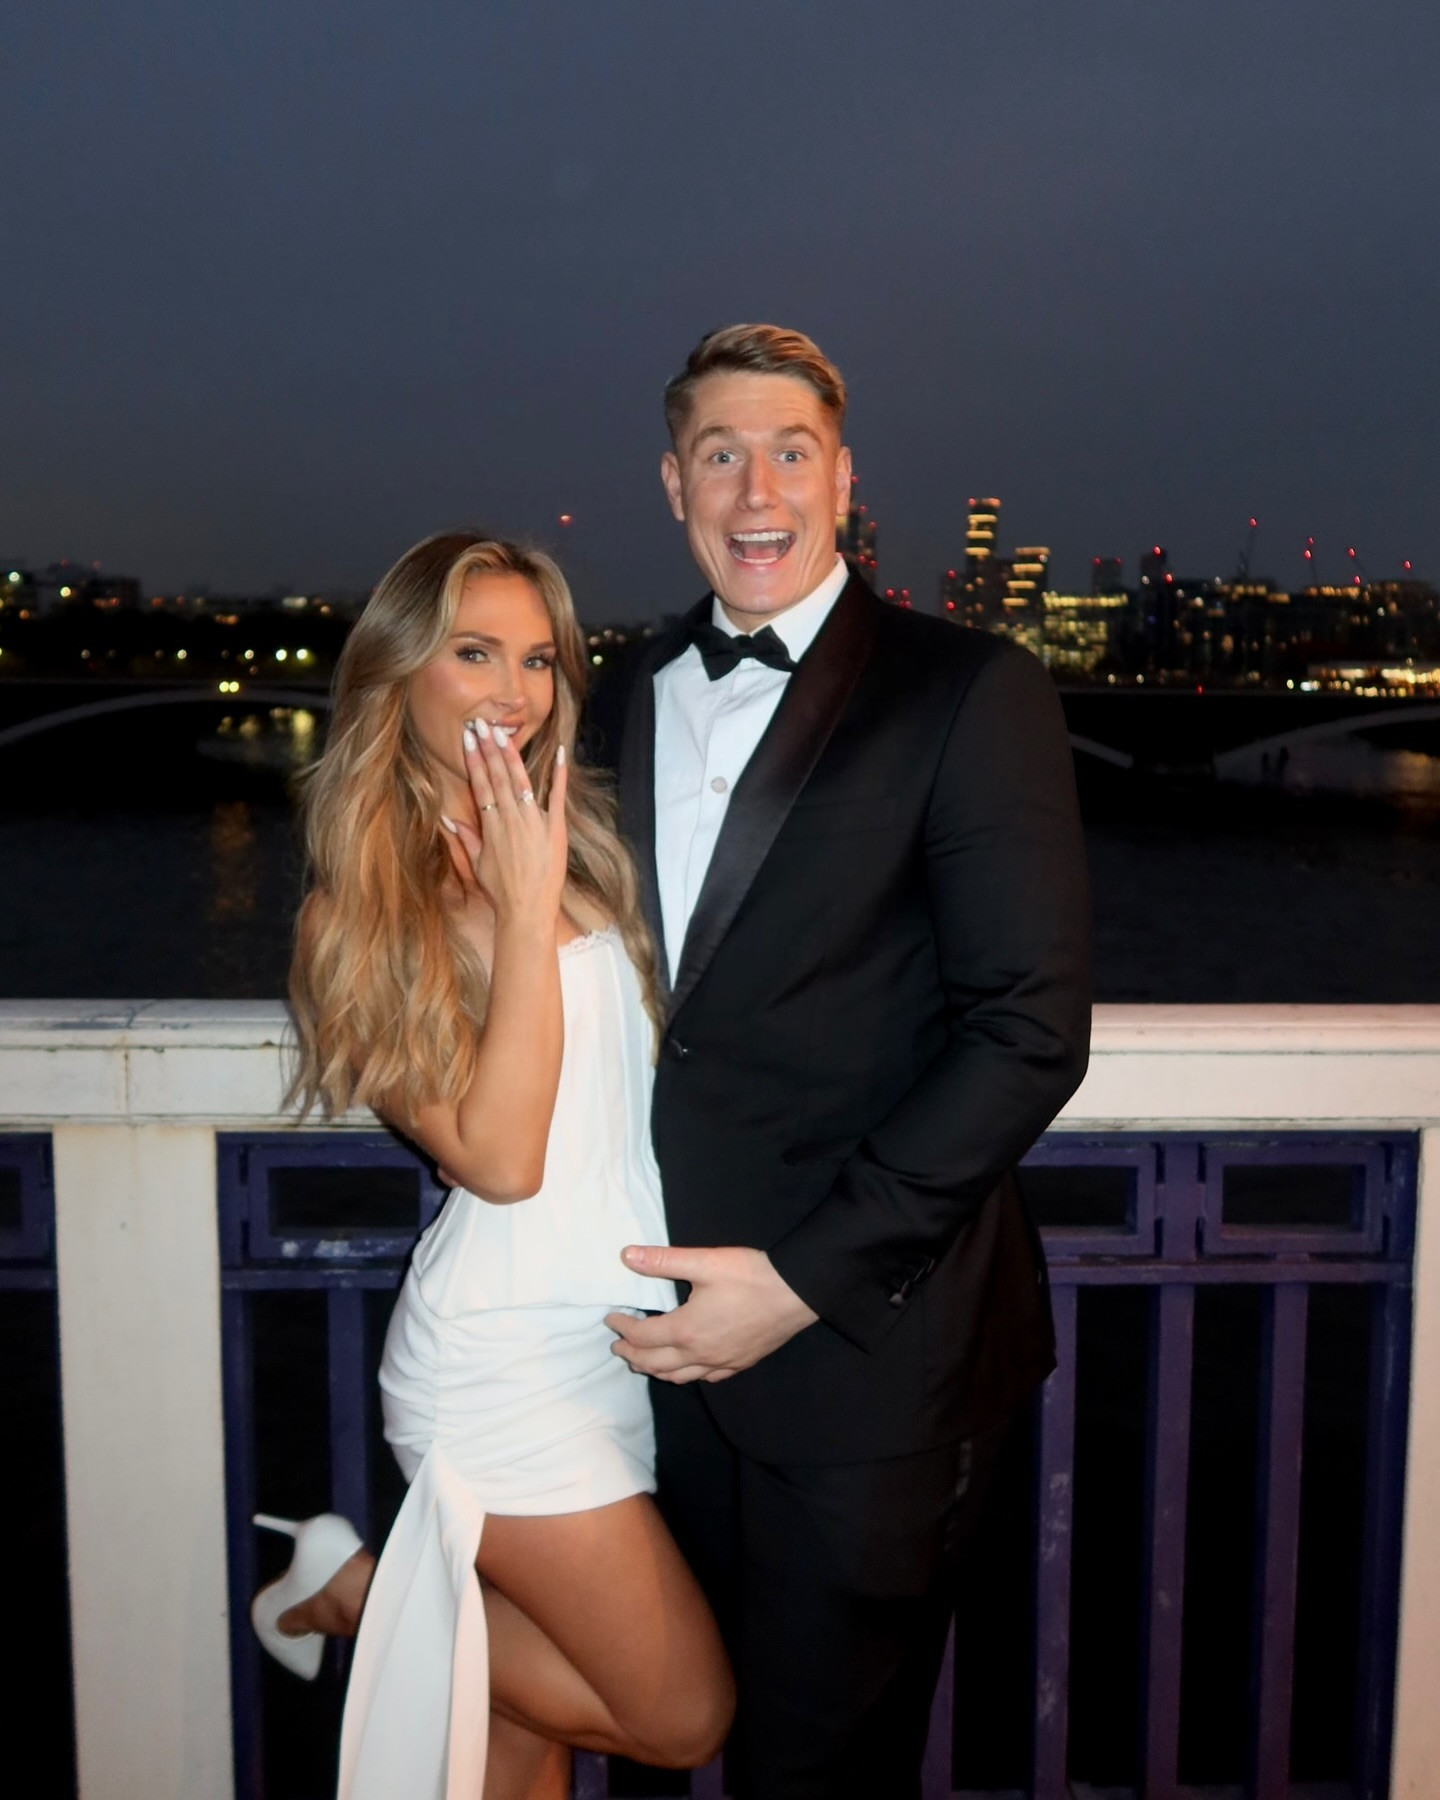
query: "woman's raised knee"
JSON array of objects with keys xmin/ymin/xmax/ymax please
[{"xmin": 627, "ymin": 1668, "xmax": 734, "ymax": 1769}]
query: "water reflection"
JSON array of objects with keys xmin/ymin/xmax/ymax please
[
  {"xmin": 198, "ymin": 707, "xmax": 319, "ymax": 775},
  {"xmin": 209, "ymin": 800, "xmax": 259, "ymax": 922},
  {"xmin": 1223, "ymin": 737, "xmax": 1440, "ymax": 805}
]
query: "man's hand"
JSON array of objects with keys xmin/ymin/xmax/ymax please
[{"xmin": 606, "ymin": 1245, "xmax": 820, "ymax": 1383}]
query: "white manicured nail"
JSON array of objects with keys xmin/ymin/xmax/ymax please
[
  {"xmin": 556, "ymin": 744, "xmax": 566, "ymax": 766},
  {"xmin": 440, "ymin": 815, "xmax": 459, "ymax": 835},
  {"xmin": 462, "ymin": 726, "xmax": 477, "ymax": 753},
  {"xmin": 474, "ymin": 718, "xmax": 492, "ymax": 741}
]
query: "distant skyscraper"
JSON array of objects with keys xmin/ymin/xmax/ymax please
[
  {"xmin": 964, "ymin": 498, "xmax": 1001, "ymax": 583},
  {"xmin": 1005, "ymin": 547, "xmax": 1050, "ymax": 611},
  {"xmin": 1091, "ymin": 556, "xmax": 1124, "ymax": 596},
  {"xmin": 1139, "ymin": 546, "xmax": 1170, "ymax": 589},
  {"xmin": 958, "ymin": 497, "xmax": 1005, "ymax": 620},
  {"xmin": 837, "ymin": 475, "xmax": 878, "ymax": 581}
]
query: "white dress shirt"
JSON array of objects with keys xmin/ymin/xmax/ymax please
[{"xmin": 653, "ymin": 557, "xmax": 849, "ymax": 986}]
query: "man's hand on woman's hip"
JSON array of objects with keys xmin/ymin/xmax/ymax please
[{"xmin": 606, "ymin": 1246, "xmax": 819, "ymax": 1383}]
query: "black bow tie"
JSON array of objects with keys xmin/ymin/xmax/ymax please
[{"xmin": 688, "ymin": 619, "xmax": 797, "ymax": 682}]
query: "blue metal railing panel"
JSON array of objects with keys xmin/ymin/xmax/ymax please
[
  {"xmin": 218, "ymin": 1131, "xmax": 447, "ymax": 1800},
  {"xmin": 217, "ymin": 1130, "xmax": 1418, "ymax": 1800},
  {"xmin": 1201, "ymin": 1139, "xmax": 1390, "ymax": 1260},
  {"xmin": 0, "ymin": 1130, "xmax": 56, "ymax": 1278},
  {"xmin": 1016, "ymin": 1136, "xmax": 1158, "ymax": 1260},
  {"xmin": 0, "ymin": 1133, "xmax": 76, "ymax": 1797}
]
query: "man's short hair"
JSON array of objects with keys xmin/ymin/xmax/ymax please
[{"xmin": 664, "ymin": 324, "xmax": 847, "ymax": 443}]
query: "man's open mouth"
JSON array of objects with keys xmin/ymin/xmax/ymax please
[{"xmin": 726, "ymin": 530, "xmax": 795, "ymax": 566}]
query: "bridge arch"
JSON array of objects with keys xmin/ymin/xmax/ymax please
[
  {"xmin": 1213, "ymin": 702, "xmax": 1440, "ymax": 779},
  {"xmin": 1067, "ymin": 734, "xmax": 1134, "ymax": 770},
  {"xmin": 0, "ymin": 686, "xmax": 330, "ymax": 753},
  {"xmin": 0, "ymin": 692, "xmax": 1144, "ymax": 773}
]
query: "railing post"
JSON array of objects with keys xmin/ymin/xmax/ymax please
[
  {"xmin": 1248, "ymin": 1283, "xmax": 1308, "ymax": 1799},
  {"xmin": 52, "ymin": 1123, "xmax": 234, "ymax": 1800},
  {"xmin": 328, "ymin": 1287, "xmax": 372, "ymax": 1537},
  {"xmin": 1138, "ymin": 1283, "xmax": 1194, "ymax": 1800},
  {"xmin": 1391, "ymin": 1125, "xmax": 1440, "ymax": 1799},
  {"xmin": 221, "ymin": 1282, "xmax": 264, "ymax": 1800},
  {"xmin": 1032, "ymin": 1282, "xmax": 1078, "ymax": 1800},
  {"xmin": 1355, "ymin": 1279, "xmax": 1412, "ymax": 1800},
  {"xmin": 573, "ymin": 1750, "xmax": 615, "ymax": 1796}
]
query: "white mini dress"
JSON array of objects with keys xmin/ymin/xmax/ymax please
[{"xmin": 337, "ymin": 929, "xmax": 676, "ymax": 1800}]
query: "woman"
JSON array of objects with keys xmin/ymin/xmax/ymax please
[{"xmin": 252, "ymin": 531, "xmax": 733, "ymax": 1800}]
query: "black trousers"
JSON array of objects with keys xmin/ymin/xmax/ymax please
[{"xmin": 651, "ymin": 1380, "xmax": 1002, "ymax": 1800}]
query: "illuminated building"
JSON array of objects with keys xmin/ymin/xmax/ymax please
[
  {"xmin": 965, "ymin": 497, "xmax": 1000, "ymax": 572},
  {"xmin": 1303, "ymin": 659, "xmax": 1440, "ymax": 694},
  {"xmin": 25, "ymin": 562, "xmax": 144, "ymax": 614},
  {"xmin": 960, "ymin": 498, "xmax": 1005, "ymax": 620},
  {"xmin": 1039, "ymin": 592, "xmax": 1129, "ymax": 676},
  {"xmin": 1005, "ymin": 547, "xmax": 1050, "ymax": 613},
  {"xmin": 932, "ymin": 519, "xmax": 1435, "ymax": 683},
  {"xmin": 837, "ymin": 475, "xmax": 878, "ymax": 581}
]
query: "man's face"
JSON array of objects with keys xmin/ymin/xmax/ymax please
[{"xmin": 661, "ymin": 370, "xmax": 852, "ymax": 628}]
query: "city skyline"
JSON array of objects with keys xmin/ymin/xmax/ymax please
[
  {"xmin": 6, "ymin": 508, "xmax": 1437, "ymax": 698},
  {"xmin": 4, "ymin": 490, "xmax": 1432, "ymax": 625}
]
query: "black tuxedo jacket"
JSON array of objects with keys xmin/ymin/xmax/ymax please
[{"xmin": 606, "ymin": 573, "xmax": 1091, "ymax": 1464}]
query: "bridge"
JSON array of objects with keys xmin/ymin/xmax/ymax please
[
  {"xmin": 0, "ymin": 676, "xmax": 327, "ymax": 741},
  {"xmin": 1, "ymin": 678, "xmax": 1438, "ymax": 777},
  {"xmin": 1059, "ymin": 687, "xmax": 1440, "ymax": 775},
  {"xmin": 1212, "ymin": 702, "xmax": 1440, "ymax": 781},
  {"xmin": 0, "ymin": 681, "xmax": 330, "ymax": 752}
]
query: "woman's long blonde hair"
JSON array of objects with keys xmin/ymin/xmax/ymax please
[{"xmin": 288, "ymin": 530, "xmax": 659, "ymax": 1119}]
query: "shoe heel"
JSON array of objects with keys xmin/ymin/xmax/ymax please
[
  {"xmin": 248, "ymin": 1510, "xmax": 365, "ymax": 1680},
  {"xmin": 253, "ymin": 1513, "xmax": 300, "ymax": 1538}
]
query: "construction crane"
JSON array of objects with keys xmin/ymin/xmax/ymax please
[{"xmin": 1234, "ymin": 516, "xmax": 1258, "ymax": 582}]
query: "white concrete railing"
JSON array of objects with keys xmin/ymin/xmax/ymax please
[{"xmin": 2, "ymin": 1000, "xmax": 1440, "ymax": 1800}]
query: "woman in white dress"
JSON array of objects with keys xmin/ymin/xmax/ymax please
[{"xmin": 253, "ymin": 531, "xmax": 733, "ymax": 1800}]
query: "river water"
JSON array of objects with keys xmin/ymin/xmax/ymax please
[{"xmin": 1, "ymin": 710, "xmax": 1438, "ymax": 1002}]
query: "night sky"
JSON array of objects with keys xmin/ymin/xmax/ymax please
[{"xmin": 7, "ymin": 2, "xmax": 1438, "ymax": 619}]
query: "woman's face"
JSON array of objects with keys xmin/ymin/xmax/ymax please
[{"xmin": 408, "ymin": 570, "xmax": 557, "ymax": 800}]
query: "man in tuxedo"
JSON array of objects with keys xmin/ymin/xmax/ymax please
[{"xmin": 602, "ymin": 324, "xmax": 1090, "ymax": 1798}]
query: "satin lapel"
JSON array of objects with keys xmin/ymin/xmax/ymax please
[
  {"xmin": 668, "ymin": 576, "xmax": 880, "ymax": 1020},
  {"xmin": 616, "ymin": 603, "xmax": 707, "ymax": 992}
]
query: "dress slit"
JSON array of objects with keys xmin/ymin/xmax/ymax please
[{"xmin": 338, "ymin": 1445, "xmax": 490, "ymax": 1799}]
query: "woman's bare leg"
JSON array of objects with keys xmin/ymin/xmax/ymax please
[
  {"xmin": 484, "ymin": 1715, "xmax": 569, "ymax": 1800},
  {"xmin": 275, "ymin": 1548, "xmax": 375, "ymax": 1638},
  {"xmin": 269, "ymin": 1493, "xmax": 733, "ymax": 1774},
  {"xmin": 478, "ymin": 1495, "xmax": 734, "ymax": 1769}
]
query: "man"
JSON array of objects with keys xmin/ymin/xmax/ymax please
[{"xmin": 601, "ymin": 324, "xmax": 1090, "ymax": 1799}]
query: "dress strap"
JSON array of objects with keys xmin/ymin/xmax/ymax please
[{"xmin": 338, "ymin": 1445, "xmax": 489, "ymax": 1799}]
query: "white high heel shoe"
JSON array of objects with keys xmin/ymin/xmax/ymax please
[{"xmin": 250, "ymin": 1512, "xmax": 364, "ymax": 1680}]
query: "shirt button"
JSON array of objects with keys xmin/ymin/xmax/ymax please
[{"xmin": 710, "ymin": 776, "xmax": 729, "ymax": 794}]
